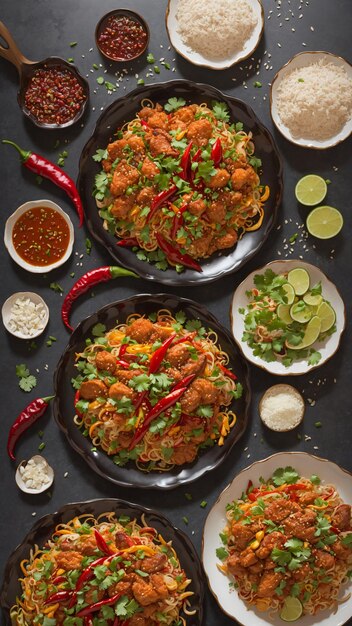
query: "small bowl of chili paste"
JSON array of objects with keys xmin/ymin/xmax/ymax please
[
  {"xmin": 95, "ymin": 9, "xmax": 149, "ymax": 62},
  {"xmin": 4, "ymin": 199, "xmax": 74, "ymax": 274}
]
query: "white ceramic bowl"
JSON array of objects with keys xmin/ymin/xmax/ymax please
[
  {"xmin": 270, "ymin": 51, "xmax": 352, "ymax": 149},
  {"xmin": 230, "ymin": 259, "xmax": 346, "ymax": 375},
  {"xmin": 2, "ymin": 291, "xmax": 49, "ymax": 339},
  {"xmin": 165, "ymin": 0, "xmax": 264, "ymax": 70},
  {"xmin": 203, "ymin": 451, "xmax": 352, "ymax": 626},
  {"xmin": 4, "ymin": 199, "xmax": 74, "ymax": 273},
  {"xmin": 15, "ymin": 455, "xmax": 54, "ymax": 494}
]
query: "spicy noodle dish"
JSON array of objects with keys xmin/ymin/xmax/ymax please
[
  {"xmin": 72, "ymin": 309, "xmax": 243, "ymax": 471},
  {"xmin": 10, "ymin": 512, "xmax": 195, "ymax": 626},
  {"xmin": 217, "ymin": 466, "xmax": 352, "ymax": 620},
  {"xmin": 93, "ymin": 97, "xmax": 269, "ymax": 273}
]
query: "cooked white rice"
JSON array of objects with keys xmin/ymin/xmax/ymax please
[
  {"xmin": 176, "ymin": 0, "xmax": 257, "ymax": 61},
  {"xmin": 276, "ymin": 59, "xmax": 352, "ymax": 140}
]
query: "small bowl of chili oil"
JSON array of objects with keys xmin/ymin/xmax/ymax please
[
  {"xmin": 95, "ymin": 9, "xmax": 150, "ymax": 62},
  {"xmin": 4, "ymin": 199, "xmax": 74, "ymax": 273}
]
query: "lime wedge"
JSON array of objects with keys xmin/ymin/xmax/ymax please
[
  {"xmin": 287, "ymin": 268, "xmax": 310, "ymax": 296},
  {"xmin": 306, "ymin": 205, "xmax": 343, "ymax": 239},
  {"xmin": 286, "ymin": 315, "xmax": 321, "ymax": 350},
  {"xmin": 290, "ymin": 301, "xmax": 312, "ymax": 323},
  {"xmin": 295, "ymin": 174, "xmax": 327, "ymax": 206},
  {"xmin": 282, "ymin": 283, "xmax": 295, "ymax": 305},
  {"xmin": 303, "ymin": 292, "xmax": 323, "ymax": 307},
  {"xmin": 280, "ymin": 597, "xmax": 303, "ymax": 622},
  {"xmin": 316, "ymin": 301, "xmax": 336, "ymax": 332},
  {"xmin": 277, "ymin": 303, "xmax": 293, "ymax": 324}
]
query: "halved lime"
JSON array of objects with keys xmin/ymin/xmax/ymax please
[
  {"xmin": 282, "ymin": 283, "xmax": 295, "ymax": 305},
  {"xmin": 286, "ymin": 315, "xmax": 321, "ymax": 350},
  {"xmin": 277, "ymin": 303, "xmax": 293, "ymax": 324},
  {"xmin": 280, "ymin": 596, "xmax": 303, "ymax": 622},
  {"xmin": 295, "ymin": 174, "xmax": 327, "ymax": 206},
  {"xmin": 287, "ymin": 268, "xmax": 310, "ymax": 296},
  {"xmin": 306, "ymin": 205, "xmax": 343, "ymax": 239},
  {"xmin": 290, "ymin": 301, "xmax": 312, "ymax": 323},
  {"xmin": 316, "ymin": 301, "xmax": 336, "ymax": 332},
  {"xmin": 303, "ymin": 292, "xmax": 323, "ymax": 307}
]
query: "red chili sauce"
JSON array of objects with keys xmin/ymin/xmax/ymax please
[
  {"xmin": 12, "ymin": 207, "xmax": 71, "ymax": 266},
  {"xmin": 24, "ymin": 68, "xmax": 86, "ymax": 125},
  {"xmin": 97, "ymin": 15, "xmax": 148, "ymax": 60}
]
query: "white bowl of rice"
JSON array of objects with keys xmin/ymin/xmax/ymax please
[
  {"xmin": 166, "ymin": 0, "xmax": 264, "ymax": 70},
  {"xmin": 2, "ymin": 292, "xmax": 49, "ymax": 339},
  {"xmin": 271, "ymin": 51, "xmax": 352, "ymax": 149}
]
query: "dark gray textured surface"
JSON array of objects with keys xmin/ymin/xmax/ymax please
[{"xmin": 0, "ymin": 1, "xmax": 351, "ymax": 624}]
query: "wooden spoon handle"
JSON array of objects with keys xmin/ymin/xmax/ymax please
[{"xmin": 0, "ymin": 21, "xmax": 35, "ymax": 76}]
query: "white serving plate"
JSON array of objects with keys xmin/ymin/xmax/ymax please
[
  {"xmin": 230, "ymin": 259, "xmax": 346, "ymax": 375},
  {"xmin": 203, "ymin": 451, "xmax": 352, "ymax": 626},
  {"xmin": 4, "ymin": 199, "xmax": 74, "ymax": 273},
  {"xmin": 165, "ymin": 0, "xmax": 264, "ymax": 70},
  {"xmin": 270, "ymin": 51, "xmax": 352, "ymax": 149}
]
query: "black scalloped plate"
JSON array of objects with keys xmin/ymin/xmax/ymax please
[
  {"xmin": 0, "ymin": 499, "xmax": 204, "ymax": 626},
  {"xmin": 53, "ymin": 294, "xmax": 251, "ymax": 489},
  {"xmin": 78, "ymin": 79, "xmax": 283, "ymax": 286}
]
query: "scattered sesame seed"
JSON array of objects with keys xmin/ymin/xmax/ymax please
[
  {"xmin": 64, "ymin": 472, "xmax": 69, "ymax": 478},
  {"xmin": 32, "ymin": 512, "xmax": 37, "ymax": 517}
]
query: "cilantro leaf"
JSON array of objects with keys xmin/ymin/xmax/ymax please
[
  {"xmin": 272, "ymin": 466, "xmax": 299, "ymax": 486},
  {"xmin": 196, "ymin": 405, "xmax": 213, "ymax": 418},
  {"xmin": 212, "ymin": 100, "xmax": 230, "ymax": 122},
  {"xmin": 16, "ymin": 364, "xmax": 29, "ymax": 378},
  {"xmin": 341, "ymin": 534, "xmax": 352, "ymax": 547},
  {"xmin": 308, "ymin": 350, "xmax": 322, "ymax": 366},
  {"xmin": 92, "ymin": 148, "xmax": 108, "ymax": 162},
  {"xmin": 129, "ymin": 374, "xmax": 150, "ymax": 393},
  {"xmin": 310, "ymin": 474, "xmax": 321, "ymax": 485},
  {"xmin": 198, "ymin": 160, "xmax": 216, "ymax": 182},
  {"xmin": 19, "ymin": 375, "xmax": 37, "ymax": 393},
  {"xmin": 164, "ymin": 97, "xmax": 186, "ymax": 112},
  {"xmin": 231, "ymin": 382, "xmax": 243, "ymax": 399},
  {"xmin": 91, "ymin": 323, "xmax": 106, "ymax": 337},
  {"xmin": 310, "ymin": 281, "xmax": 322, "ymax": 296}
]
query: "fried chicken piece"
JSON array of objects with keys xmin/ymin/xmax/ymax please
[
  {"xmin": 95, "ymin": 350, "xmax": 117, "ymax": 374},
  {"xmin": 166, "ymin": 344, "xmax": 190, "ymax": 369},
  {"xmin": 149, "ymin": 129, "xmax": 178, "ymax": 157},
  {"xmin": 79, "ymin": 379, "xmax": 108, "ymax": 400},
  {"xmin": 256, "ymin": 532, "xmax": 286, "ymax": 560},
  {"xmin": 110, "ymin": 160, "xmax": 140, "ymax": 197},
  {"xmin": 331, "ymin": 504, "xmax": 351, "ymax": 531},
  {"xmin": 109, "ymin": 382, "xmax": 134, "ymax": 401},
  {"xmin": 132, "ymin": 573, "xmax": 168, "ymax": 606},
  {"xmin": 283, "ymin": 509, "xmax": 317, "ymax": 542},
  {"xmin": 170, "ymin": 444, "xmax": 198, "ymax": 465},
  {"xmin": 214, "ymin": 230, "xmax": 238, "ymax": 250},
  {"xmin": 140, "ymin": 553, "xmax": 168, "ymax": 573},
  {"xmin": 257, "ymin": 571, "xmax": 283, "ymax": 597},
  {"xmin": 231, "ymin": 166, "xmax": 258, "ymax": 191},
  {"xmin": 207, "ymin": 200, "xmax": 226, "ymax": 223},
  {"xmin": 313, "ymin": 549, "xmax": 335, "ymax": 570},
  {"xmin": 186, "ymin": 119, "xmax": 212, "ymax": 147},
  {"xmin": 188, "ymin": 198, "xmax": 206, "ymax": 216},
  {"xmin": 55, "ymin": 551, "xmax": 82, "ymax": 571},
  {"xmin": 126, "ymin": 317, "xmax": 154, "ymax": 342},
  {"xmin": 208, "ymin": 169, "xmax": 230, "ymax": 189},
  {"xmin": 264, "ymin": 498, "xmax": 300, "ymax": 523},
  {"xmin": 180, "ymin": 378, "xmax": 219, "ymax": 413},
  {"xmin": 110, "ymin": 194, "xmax": 136, "ymax": 220},
  {"xmin": 141, "ymin": 157, "xmax": 160, "ymax": 179}
]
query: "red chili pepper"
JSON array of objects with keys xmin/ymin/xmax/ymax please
[
  {"xmin": 156, "ymin": 234, "xmax": 202, "ymax": 273},
  {"xmin": 84, "ymin": 616, "xmax": 94, "ymax": 626},
  {"xmin": 140, "ymin": 119, "xmax": 150, "ymax": 129},
  {"xmin": 2, "ymin": 140, "xmax": 84, "ymax": 227},
  {"xmin": 133, "ymin": 390, "xmax": 148, "ymax": 412},
  {"xmin": 77, "ymin": 592, "xmax": 123, "ymax": 617},
  {"xmin": 74, "ymin": 390, "xmax": 84, "ymax": 419},
  {"xmin": 171, "ymin": 373, "xmax": 196, "ymax": 392},
  {"xmin": 172, "ymin": 331, "xmax": 197, "ymax": 346},
  {"xmin": 246, "ymin": 480, "xmax": 253, "ymax": 495},
  {"xmin": 284, "ymin": 484, "xmax": 307, "ymax": 492},
  {"xmin": 61, "ymin": 266, "xmax": 138, "ymax": 331},
  {"xmin": 179, "ymin": 141, "xmax": 193, "ymax": 181},
  {"xmin": 148, "ymin": 332, "xmax": 176, "ymax": 374},
  {"xmin": 210, "ymin": 138, "xmax": 223, "ymax": 167},
  {"xmin": 116, "ymin": 237, "xmax": 139, "ymax": 247},
  {"xmin": 330, "ymin": 526, "xmax": 340, "ymax": 535},
  {"xmin": 94, "ymin": 528, "xmax": 115, "ymax": 555},
  {"xmin": 248, "ymin": 492, "xmax": 257, "ymax": 502},
  {"xmin": 45, "ymin": 590, "xmax": 72, "ymax": 605},
  {"xmin": 118, "ymin": 344, "xmax": 128, "ymax": 358},
  {"xmin": 115, "ymin": 359, "xmax": 130, "ymax": 369},
  {"xmin": 219, "ymin": 363, "xmax": 237, "ymax": 381},
  {"xmin": 171, "ymin": 203, "xmax": 188, "ymax": 240},
  {"xmin": 7, "ymin": 396, "xmax": 54, "ymax": 461},
  {"xmin": 139, "ymin": 527, "xmax": 157, "ymax": 536},
  {"xmin": 129, "ymin": 386, "xmax": 187, "ymax": 450},
  {"xmin": 52, "ymin": 575, "xmax": 67, "ymax": 585},
  {"xmin": 147, "ymin": 184, "xmax": 178, "ymax": 222}
]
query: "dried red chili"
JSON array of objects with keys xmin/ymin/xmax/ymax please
[
  {"xmin": 148, "ymin": 332, "xmax": 176, "ymax": 374},
  {"xmin": 98, "ymin": 15, "xmax": 148, "ymax": 61},
  {"xmin": 94, "ymin": 529, "xmax": 114, "ymax": 555},
  {"xmin": 7, "ymin": 396, "xmax": 54, "ymax": 460},
  {"xmin": 156, "ymin": 234, "xmax": 202, "ymax": 272},
  {"xmin": 61, "ymin": 266, "xmax": 138, "ymax": 331},
  {"xmin": 2, "ymin": 140, "xmax": 84, "ymax": 226},
  {"xmin": 77, "ymin": 592, "xmax": 124, "ymax": 617},
  {"xmin": 147, "ymin": 185, "xmax": 178, "ymax": 222},
  {"xmin": 210, "ymin": 138, "xmax": 223, "ymax": 167},
  {"xmin": 24, "ymin": 67, "xmax": 86, "ymax": 125}
]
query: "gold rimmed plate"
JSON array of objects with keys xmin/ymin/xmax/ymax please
[
  {"xmin": 165, "ymin": 0, "xmax": 264, "ymax": 70},
  {"xmin": 270, "ymin": 51, "xmax": 352, "ymax": 149},
  {"xmin": 230, "ymin": 259, "xmax": 346, "ymax": 376},
  {"xmin": 202, "ymin": 451, "xmax": 352, "ymax": 626}
]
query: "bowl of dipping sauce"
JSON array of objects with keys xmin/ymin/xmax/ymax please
[
  {"xmin": 95, "ymin": 9, "xmax": 149, "ymax": 62},
  {"xmin": 4, "ymin": 199, "xmax": 74, "ymax": 273}
]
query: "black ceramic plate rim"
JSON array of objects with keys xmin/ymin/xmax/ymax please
[
  {"xmin": 53, "ymin": 293, "xmax": 251, "ymax": 490},
  {"xmin": 77, "ymin": 79, "xmax": 283, "ymax": 286},
  {"xmin": 0, "ymin": 498, "xmax": 204, "ymax": 625}
]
